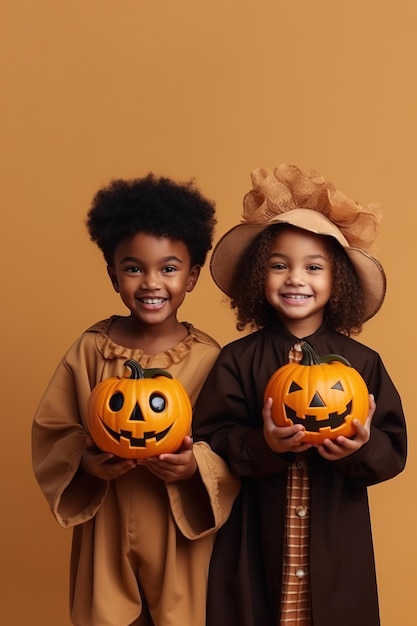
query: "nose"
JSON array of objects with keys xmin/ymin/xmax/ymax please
[
  {"xmin": 285, "ymin": 268, "xmax": 305, "ymax": 286},
  {"xmin": 141, "ymin": 271, "xmax": 161, "ymax": 290}
]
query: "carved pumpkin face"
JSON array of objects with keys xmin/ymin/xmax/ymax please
[
  {"xmin": 87, "ymin": 359, "xmax": 192, "ymax": 459},
  {"xmin": 264, "ymin": 343, "xmax": 369, "ymax": 443}
]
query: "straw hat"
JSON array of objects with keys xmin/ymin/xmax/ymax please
[{"xmin": 211, "ymin": 165, "xmax": 386, "ymax": 322}]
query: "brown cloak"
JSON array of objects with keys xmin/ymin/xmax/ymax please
[{"xmin": 193, "ymin": 322, "xmax": 406, "ymax": 626}]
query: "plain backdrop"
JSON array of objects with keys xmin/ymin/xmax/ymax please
[{"xmin": 1, "ymin": 1, "xmax": 415, "ymax": 624}]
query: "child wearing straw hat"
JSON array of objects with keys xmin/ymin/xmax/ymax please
[{"xmin": 193, "ymin": 165, "xmax": 406, "ymax": 626}]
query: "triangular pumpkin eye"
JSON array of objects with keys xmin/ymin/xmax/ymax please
[
  {"xmin": 331, "ymin": 381, "xmax": 344, "ymax": 391},
  {"xmin": 289, "ymin": 381, "xmax": 303, "ymax": 393},
  {"xmin": 309, "ymin": 392, "xmax": 326, "ymax": 408}
]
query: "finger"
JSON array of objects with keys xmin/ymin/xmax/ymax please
[
  {"xmin": 368, "ymin": 393, "xmax": 376, "ymax": 415},
  {"xmin": 363, "ymin": 393, "xmax": 376, "ymax": 431},
  {"xmin": 262, "ymin": 397, "xmax": 274, "ymax": 425},
  {"xmin": 351, "ymin": 420, "xmax": 370, "ymax": 444},
  {"xmin": 318, "ymin": 437, "xmax": 352, "ymax": 455},
  {"xmin": 293, "ymin": 441, "xmax": 312, "ymax": 452},
  {"xmin": 144, "ymin": 453, "xmax": 183, "ymax": 467},
  {"xmin": 173, "ymin": 435, "xmax": 193, "ymax": 454},
  {"xmin": 262, "ymin": 399, "xmax": 304, "ymax": 439},
  {"xmin": 85, "ymin": 435, "xmax": 100, "ymax": 450}
]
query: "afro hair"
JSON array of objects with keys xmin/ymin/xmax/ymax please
[{"xmin": 86, "ymin": 173, "xmax": 217, "ymax": 267}]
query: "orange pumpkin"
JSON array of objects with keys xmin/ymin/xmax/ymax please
[
  {"xmin": 87, "ymin": 359, "xmax": 192, "ymax": 459},
  {"xmin": 264, "ymin": 342, "xmax": 369, "ymax": 443}
]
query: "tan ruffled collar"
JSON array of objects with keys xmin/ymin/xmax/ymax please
[{"xmin": 87, "ymin": 316, "xmax": 217, "ymax": 369}]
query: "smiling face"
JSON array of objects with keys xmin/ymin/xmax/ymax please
[
  {"xmin": 264, "ymin": 227, "xmax": 333, "ymax": 337},
  {"xmin": 107, "ymin": 232, "xmax": 200, "ymax": 329}
]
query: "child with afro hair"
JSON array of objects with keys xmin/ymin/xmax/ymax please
[{"xmin": 32, "ymin": 173, "xmax": 240, "ymax": 626}]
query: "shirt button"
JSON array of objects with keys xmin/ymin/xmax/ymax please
[
  {"xmin": 296, "ymin": 459, "xmax": 306, "ymax": 471},
  {"xmin": 295, "ymin": 568, "xmax": 306, "ymax": 579},
  {"xmin": 295, "ymin": 505, "xmax": 308, "ymax": 518}
]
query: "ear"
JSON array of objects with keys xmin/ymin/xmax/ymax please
[
  {"xmin": 107, "ymin": 266, "xmax": 120, "ymax": 293},
  {"xmin": 186, "ymin": 265, "xmax": 201, "ymax": 292}
]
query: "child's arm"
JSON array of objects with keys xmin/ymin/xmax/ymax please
[
  {"xmin": 81, "ymin": 436, "xmax": 137, "ymax": 480},
  {"xmin": 193, "ymin": 350, "xmax": 298, "ymax": 479},
  {"xmin": 317, "ymin": 353, "xmax": 407, "ymax": 486},
  {"xmin": 142, "ymin": 435, "xmax": 241, "ymax": 538},
  {"xmin": 32, "ymin": 350, "xmax": 110, "ymax": 528}
]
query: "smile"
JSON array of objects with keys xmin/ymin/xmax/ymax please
[
  {"xmin": 139, "ymin": 298, "xmax": 166, "ymax": 305},
  {"xmin": 101, "ymin": 418, "xmax": 174, "ymax": 447},
  {"xmin": 283, "ymin": 294, "xmax": 311, "ymax": 300},
  {"xmin": 284, "ymin": 400, "xmax": 353, "ymax": 431}
]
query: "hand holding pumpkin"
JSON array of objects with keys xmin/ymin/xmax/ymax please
[
  {"xmin": 142, "ymin": 435, "xmax": 198, "ymax": 483},
  {"xmin": 316, "ymin": 393, "xmax": 375, "ymax": 461},
  {"xmin": 262, "ymin": 396, "xmax": 313, "ymax": 454},
  {"xmin": 81, "ymin": 436, "xmax": 137, "ymax": 480}
]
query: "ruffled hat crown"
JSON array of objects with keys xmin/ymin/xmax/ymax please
[{"xmin": 243, "ymin": 164, "xmax": 381, "ymax": 254}]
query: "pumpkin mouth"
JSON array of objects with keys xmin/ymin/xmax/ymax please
[
  {"xmin": 284, "ymin": 399, "xmax": 353, "ymax": 432},
  {"xmin": 100, "ymin": 418, "xmax": 174, "ymax": 448}
]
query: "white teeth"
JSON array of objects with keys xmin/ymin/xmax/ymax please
[
  {"xmin": 142, "ymin": 298, "xmax": 164, "ymax": 304},
  {"xmin": 285, "ymin": 294, "xmax": 309, "ymax": 299}
]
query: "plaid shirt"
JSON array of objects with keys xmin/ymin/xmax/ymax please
[
  {"xmin": 280, "ymin": 343, "xmax": 312, "ymax": 624},
  {"xmin": 280, "ymin": 455, "xmax": 312, "ymax": 625}
]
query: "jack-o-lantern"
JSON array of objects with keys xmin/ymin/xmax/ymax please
[
  {"xmin": 264, "ymin": 342, "xmax": 369, "ymax": 443},
  {"xmin": 87, "ymin": 359, "xmax": 192, "ymax": 459}
]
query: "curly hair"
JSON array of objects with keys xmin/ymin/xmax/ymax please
[
  {"xmin": 86, "ymin": 173, "xmax": 216, "ymax": 266},
  {"xmin": 230, "ymin": 224, "xmax": 365, "ymax": 336}
]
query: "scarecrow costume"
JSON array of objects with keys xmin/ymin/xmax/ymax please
[
  {"xmin": 193, "ymin": 165, "xmax": 406, "ymax": 626},
  {"xmin": 32, "ymin": 318, "xmax": 240, "ymax": 626}
]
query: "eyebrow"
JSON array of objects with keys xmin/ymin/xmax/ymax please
[
  {"xmin": 269, "ymin": 252, "xmax": 327, "ymax": 261},
  {"xmin": 119, "ymin": 255, "xmax": 184, "ymax": 264}
]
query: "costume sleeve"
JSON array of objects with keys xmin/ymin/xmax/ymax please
[
  {"xmin": 32, "ymin": 353, "xmax": 108, "ymax": 528},
  {"xmin": 166, "ymin": 442, "xmax": 241, "ymax": 539},
  {"xmin": 330, "ymin": 352, "xmax": 406, "ymax": 485},
  {"xmin": 193, "ymin": 348, "xmax": 294, "ymax": 479}
]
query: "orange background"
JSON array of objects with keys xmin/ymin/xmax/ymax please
[{"xmin": 1, "ymin": 1, "xmax": 415, "ymax": 624}]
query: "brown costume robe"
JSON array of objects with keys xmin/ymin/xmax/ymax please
[
  {"xmin": 32, "ymin": 317, "xmax": 240, "ymax": 626},
  {"xmin": 193, "ymin": 321, "xmax": 407, "ymax": 626}
]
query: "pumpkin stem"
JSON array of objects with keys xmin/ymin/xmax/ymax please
[
  {"xmin": 319, "ymin": 354, "xmax": 352, "ymax": 367},
  {"xmin": 124, "ymin": 359, "xmax": 146, "ymax": 379},
  {"xmin": 144, "ymin": 368, "xmax": 173, "ymax": 380},
  {"xmin": 300, "ymin": 341, "xmax": 352, "ymax": 367},
  {"xmin": 123, "ymin": 360, "xmax": 174, "ymax": 380},
  {"xmin": 300, "ymin": 341, "xmax": 321, "ymax": 365}
]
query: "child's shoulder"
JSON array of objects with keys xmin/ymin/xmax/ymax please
[
  {"xmin": 319, "ymin": 327, "xmax": 384, "ymax": 375},
  {"xmin": 185, "ymin": 323, "xmax": 221, "ymax": 351},
  {"xmin": 326, "ymin": 328, "xmax": 380, "ymax": 358},
  {"xmin": 61, "ymin": 317, "xmax": 114, "ymax": 363},
  {"xmin": 83, "ymin": 316, "xmax": 114, "ymax": 336},
  {"xmin": 219, "ymin": 325, "xmax": 274, "ymax": 358}
]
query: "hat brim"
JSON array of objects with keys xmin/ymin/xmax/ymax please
[{"xmin": 210, "ymin": 209, "xmax": 386, "ymax": 322}]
